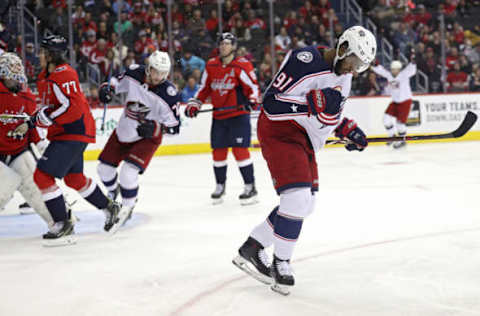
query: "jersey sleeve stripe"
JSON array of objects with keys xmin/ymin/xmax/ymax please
[
  {"xmin": 274, "ymin": 95, "xmax": 307, "ymax": 105},
  {"xmin": 317, "ymin": 112, "xmax": 340, "ymax": 125},
  {"xmin": 284, "ymin": 71, "xmax": 331, "ymax": 94},
  {"xmin": 194, "ymin": 70, "xmax": 209, "ymax": 100},
  {"xmin": 239, "ymin": 69, "xmax": 259, "ymax": 99},
  {"xmin": 49, "ymin": 83, "xmax": 71, "ymax": 119}
]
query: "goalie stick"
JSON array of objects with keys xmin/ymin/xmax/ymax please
[{"xmin": 0, "ymin": 113, "xmax": 30, "ymax": 120}]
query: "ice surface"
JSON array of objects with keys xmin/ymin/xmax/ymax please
[{"xmin": 1, "ymin": 142, "xmax": 480, "ymax": 316}]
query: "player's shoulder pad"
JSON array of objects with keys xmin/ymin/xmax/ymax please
[
  {"xmin": 153, "ymin": 80, "xmax": 181, "ymax": 106},
  {"xmin": 123, "ymin": 64, "xmax": 146, "ymax": 83}
]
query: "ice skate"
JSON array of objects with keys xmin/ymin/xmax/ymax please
[
  {"xmin": 42, "ymin": 210, "xmax": 76, "ymax": 247},
  {"xmin": 239, "ymin": 184, "xmax": 258, "ymax": 205},
  {"xmin": 232, "ymin": 237, "xmax": 272, "ymax": 285},
  {"xmin": 18, "ymin": 202, "xmax": 34, "ymax": 215},
  {"xmin": 108, "ymin": 186, "xmax": 120, "ymax": 201},
  {"xmin": 393, "ymin": 140, "xmax": 407, "ymax": 149},
  {"xmin": 211, "ymin": 183, "xmax": 225, "ymax": 205},
  {"xmin": 103, "ymin": 199, "xmax": 121, "ymax": 232},
  {"xmin": 270, "ymin": 256, "xmax": 294, "ymax": 296},
  {"xmin": 108, "ymin": 203, "xmax": 134, "ymax": 235}
]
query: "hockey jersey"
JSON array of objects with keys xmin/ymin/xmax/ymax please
[
  {"xmin": 194, "ymin": 56, "xmax": 260, "ymax": 120},
  {"xmin": 110, "ymin": 64, "xmax": 181, "ymax": 143},
  {"xmin": 0, "ymin": 82, "xmax": 40, "ymax": 155},
  {"xmin": 372, "ymin": 63, "xmax": 416, "ymax": 103},
  {"xmin": 37, "ymin": 64, "xmax": 96, "ymax": 143},
  {"xmin": 263, "ymin": 45, "xmax": 353, "ymax": 152}
]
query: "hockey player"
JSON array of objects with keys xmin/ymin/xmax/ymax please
[
  {"xmin": 11, "ymin": 35, "xmax": 121, "ymax": 245},
  {"xmin": 232, "ymin": 26, "xmax": 376, "ymax": 295},
  {"xmin": 97, "ymin": 50, "xmax": 181, "ymax": 230},
  {"xmin": 184, "ymin": 33, "xmax": 260, "ymax": 205},
  {"xmin": 0, "ymin": 52, "xmax": 54, "ymax": 228},
  {"xmin": 372, "ymin": 55, "xmax": 416, "ymax": 149}
]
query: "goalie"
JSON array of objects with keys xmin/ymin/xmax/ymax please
[{"xmin": 0, "ymin": 52, "xmax": 54, "ymax": 230}]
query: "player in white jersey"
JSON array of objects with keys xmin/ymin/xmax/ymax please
[
  {"xmin": 232, "ymin": 26, "xmax": 376, "ymax": 295},
  {"xmin": 372, "ymin": 55, "xmax": 416, "ymax": 149},
  {"xmin": 97, "ymin": 51, "xmax": 181, "ymax": 231}
]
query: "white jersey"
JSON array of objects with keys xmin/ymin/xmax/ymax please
[
  {"xmin": 263, "ymin": 46, "xmax": 352, "ymax": 152},
  {"xmin": 372, "ymin": 63, "xmax": 416, "ymax": 103},
  {"xmin": 110, "ymin": 64, "xmax": 181, "ymax": 143}
]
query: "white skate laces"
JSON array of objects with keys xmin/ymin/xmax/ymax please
[
  {"xmin": 258, "ymin": 249, "xmax": 271, "ymax": 268},
  {"xmin": 276, "ymin": 260, "xmax": 293, "ymax": 276}
]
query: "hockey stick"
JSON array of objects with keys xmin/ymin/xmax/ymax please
[
  {"xmin": 325, "ymin": 110, "xmax": 478, "ymax": 145},
  {"xmin": 100, "ymin": 65, "xmax": 114, "ymax": 131},
  {"xmin": 0, "ymin": 113, "xmax": 30, "ymax": 120},
  {"xmin": 198, "ymin": 105, "xmax": 242, "ymax": 113}
]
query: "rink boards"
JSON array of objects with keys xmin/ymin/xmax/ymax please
[{"xmin": 85, "ymin": 92, "xmax": 480, "ymax": 160}]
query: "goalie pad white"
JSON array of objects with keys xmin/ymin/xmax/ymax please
[
  {"xmin": 10, "ymin": 151, "xmax": 54, "ymax": 228},
  {"xmin": 0, "ymin": 161, "xmax": 22, "ymax": 209}
]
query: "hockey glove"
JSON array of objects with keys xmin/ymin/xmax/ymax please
[
  {"xmin": 185, "ymin": 98, "xmax": 202, "ymax": 118},
  {"xmin": 34, "ymin": 107, "xmax": 54, "ymax": 128},
  {"xmin": 335, "ymin": 117, "xmax": 368, "ymax": 152},
  {"xmin": 306, "ymin": 88, "xmax": 344, "ymax": 125},
  {"xmin": 137, "ymin": 119, "xmax": 161, "ymax": 139},
  {"xmin": 99, "ymin": 83, "xmax": 115, "ymax": 103}
]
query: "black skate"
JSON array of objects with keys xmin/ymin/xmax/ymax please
[
  {"xmin": 270, "ymin": 256, "xmax": 294, "ymax": 296},
  {"xmin": 42, "ymin": 210, "xmax": 76, "ymax": 247},
  {"xmin": 211, "ymin": 183, "xmax": 225, "ymax": 205},
  {"xmin": 18, "ymin": 202, "xmax": 34, "ymax": 215},
  {"xmin": 239, "ymin": 184, "xmax": 258, "ymax": 205},
  {"xmin": 103, "ymin": 199, "xmax": 121, "ymax": 232},
  {"xmin": 232, "ymin": 237, "xmax": 273, "ymax": 285},
  {"xmin": 108, "ymin": 201, "xmax": 136, "ymax": 235}
]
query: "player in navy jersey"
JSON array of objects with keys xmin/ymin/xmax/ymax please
[
  {"xmin": 232, "ymin": 26, "xmax": 377, "ymax": 295},
  {"xmin": 98, "ymin": 50, "xmax": 181, "ymax": 231}
]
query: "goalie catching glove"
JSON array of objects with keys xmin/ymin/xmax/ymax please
[
  {"xmin": 306, "ymin": 87, "xmax": 344, "ymax": 126},
  {"xmin": 334, "ymin": 117, "xmax": 368, "ymax": 151}
]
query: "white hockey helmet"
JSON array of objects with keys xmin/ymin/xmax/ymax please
[
  {"xmin": 0, "ymin": 52, "xmax": 27, "ymax": 84},
  {"xmin": 146, "ymin": 50, "xmax": 171, "ymax": 82},
  {"xmin": 334, "ymin": 25, "xmax": 377, "ymax": 73},
  {"xmin": 390, "ymin": 60, "xmax": 402, "ymax": 70}
]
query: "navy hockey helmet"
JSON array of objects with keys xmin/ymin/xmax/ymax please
[
  {"xmin": 218, "ymin": 32, "xmax": 237, "ymax": 47},
  {"xmin": 41, "ymin": 35, "xmax": 68, "ymax": 52}
]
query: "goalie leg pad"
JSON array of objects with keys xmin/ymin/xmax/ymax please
[
  {"xmin": 0, "ymin": 161, "xmax": 22, "ymax": 209},
  {"xmin": 10, "ymin": 151, "xmax": 54, "ymax": 227}
]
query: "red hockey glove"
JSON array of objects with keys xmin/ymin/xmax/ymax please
[
  {"xmin": 306, "ymin": 87, "xmax": 343, "ymax": 125},
  {"xmin": 185, "ymin": 98, "xmax": 201, "ymax": 118},
  {"xmin": 335, "ymin": 117, "xmax": 368, "ymax": 152}
]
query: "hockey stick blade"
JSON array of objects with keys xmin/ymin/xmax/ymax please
[{"xmin": 451, "ymin": 110, "xmax": 477, "ymax": 138}]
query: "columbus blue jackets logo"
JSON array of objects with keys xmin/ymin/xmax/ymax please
[
  {"xmin": 167, "ymin": 86, "xmax": 177, "ymax": 96},
  {"xmin": 296, "ymin": 52, "xmax": 313, "ymax": 63}
]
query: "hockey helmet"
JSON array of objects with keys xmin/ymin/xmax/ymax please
[
  {"xmin": 334, "ymin": 26, "xmax": 377, "ymax": 73},
  {"xmin": 146, "ymin": 50, "xmax": 171, "ymax": 82},
  {"xmin": 390, "ymin": 60, "xmax": 402, "ymax": 70},
  {"xmin": 41, "ymin": 35, "xmax": 68, "ymax": 52},
  {"xmin": 218, "ymin": 32, "xmax": 237, "ymax": 47},
  {"xmin": 0, "ymin": 52, "xmax": 27, "ymax": 85}
]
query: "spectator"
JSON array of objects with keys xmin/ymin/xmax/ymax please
[
  {"xmin": 134, "ymin": 29, "xmax": 155, "ymax": 57},
  {"xmin": 180, "ymin": 48, "xmax": 205, "ymax": 77},
  {"xmin": 112, "ymin": 0, "xmax": 131, "ymax": 15},
  {"xmin": 368, "ymin": 0, "xmax": 396, "ymax": 29},
  {"xmin": 87, "ymin": 84, "xmax": 101, "ymax": 108},
  {"xmin": 114, "ymin": 9, "xmax": 133, "ymax": 35},
  {"xmin": 188, "ymin": 9, "xmax": 205, "ymax": 36},
  {"xmin": 48, "ymin": 6, "xmax": 69, "ymax": 37},
  {"xmin": 463, "ymin": 40, "xmax": 480, "ymax": 64},
  {"xmin": 72, "ymin": 5, "xmax": 86, "ymax": 24},
  {"xmin": 231, "ymin": 16, "xmax": 251, "ymax": 42},
  {"xmin": 446, "ymin": 63, "xmax": 469, "ymax": 92},
  {"xmin": 470, "ymin": 67, "xmax": 480, "ymax": 91},
  {"xmin": 413, "ymin": 4, "xmax": 432, "ymax": 26},
  {"xmin": 245, "ymin": 9, "xmax": 266, "ymax": 30},
  {"xmin": 359, "ymin": 71, "xmax": 382, "ymax": 96},
  {"xmin": 97, "ymin": 21, "xmax": 109, "ymax": 41},
  {"xmin": 89, "ymin": 38, "xmax": 108, "ymax": 69},
  {"xmin": 181, "ymin": 75, "xmax": 199, "ymax": 102},
  {"xmin": 459, "ymin": 55, "xmax": 472, "ymax": 73},
  {"xmin": 237, "ymin": 46, "xmax": 254, "ymax": 61},
  {"xmin": 81, "ymin": 29, "xmax": 98, "ymax": 60},
  {"xmin": 393, "ymin": 22, "xmax": 416, "ymax": 55},
  {"xmin": 275, "ymin": 27, "xmax": 291, "ymax": 51},
  {"xmin": 195, "ymin": 29, "xmax": 215, "ymax": 60},
  {"xmin": 206, "ymin": 9, "xmax": 219, "ymax": 38},
  {"xmin": 80, "ymin": 11, "xmax": 98, "ymax": 34},
  {"xmin": 446, "ymin": 47, "xmax": 460, "ymax": 70}
]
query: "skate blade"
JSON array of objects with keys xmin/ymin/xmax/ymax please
[
  {"xmin": 19, "ymin": 208, "xmax": 34, "ymax": 215},
  {"xmin": 42, "ymin": 235, "xmax": 77, "ymax": 247},
  {"xmin": 108, "ymin": 206, "xmax": 133, "ymax": 235},
  {"xmin": 271, "ymin": 283, "xmax": 292, "ymax": 296},
  {"xmin": 212, "ymin": 197, "xmax": 224, "ymax": 205},
  {"xmin": 232, "ymin": 255, "xmax": 273, "ymax": 285},
  {"xmin": 240, "ymin": 196, "xmax": 259, "ymax": 206}
]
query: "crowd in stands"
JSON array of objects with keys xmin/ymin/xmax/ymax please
[{"xmin": 1, "ymin": 0, "xmax": 480, "ymax": 105}]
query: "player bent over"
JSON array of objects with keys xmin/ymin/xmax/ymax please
[
  {"xmin": 0, "ymin": 52, "xmax": 55, "ymax": 230},
  {"xmin": 12, "ymin": 35, "xmax": 121, "ymax": 245},
  {"xmin": 372, "ymin": 54, "xmax": 416, "ymax": 149},
  {"xmin": 184, "ymin": 33, "xmax": 260, "ymax": 205},
  {"xmin": 232, "ymin": 26, "xmax": 375, "ymax": 295},
  {"xmin": 97, "ymin": 51, "xmax": 181, "ymax": 231}
]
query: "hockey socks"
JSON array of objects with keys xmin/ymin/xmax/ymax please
[
  {"xmin": 44, "ymin": 189, "xmax": 68, "ymax": 222},
  {"xmin": 213, "ymin": 164, "xmax": 227, "ymax": 185},
  {"xmin": 250, "ymin": 206, "xmax": 278, "ymax": 248},
  {"xmin": 78, "ymin": 179, "xmax": 109, "ymax": 210},
  {"xmin": 238, "ymin": 162, "xmax": 254, "ymax": 185},
  {"xmin": 273, "ymin": 213, "xmax": 303, "ymax": 261},
  {"xmin": 120, "ymin": 185, "xmax": 139, "ymax": 207}
]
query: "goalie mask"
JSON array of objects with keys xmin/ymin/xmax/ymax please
[
  {"xmin": 0, "ymin": 52, "xmax": 27, "ymax": 93},
  {"xmin": 146, "ymin": 50, "xmax": 171, "ymax": 84},
  {"xmin": 334, "ymin": 26, "xmax": 376, "ymax": 74}
]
